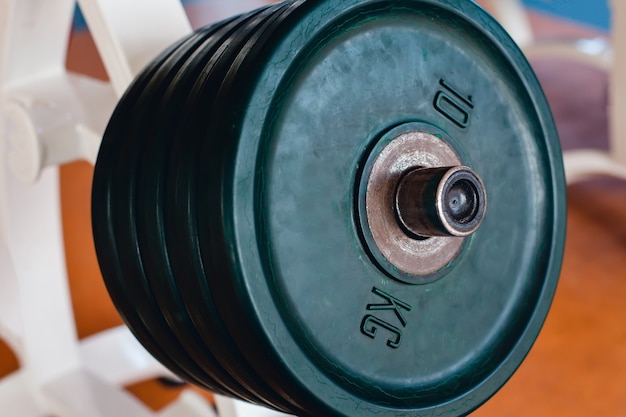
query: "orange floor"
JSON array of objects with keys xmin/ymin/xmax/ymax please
[{"xmin": 2, "ymin": 2, "xmax": 626, "ymax": 416}]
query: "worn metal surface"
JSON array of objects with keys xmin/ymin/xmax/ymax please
[{"xmin": 363, "ymin": 130, "xmax": 464, "ymax": 277}]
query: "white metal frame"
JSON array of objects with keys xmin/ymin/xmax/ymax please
[{"xmin": 0, "ymin": 0, "xmax": 290, "ymax": 416}]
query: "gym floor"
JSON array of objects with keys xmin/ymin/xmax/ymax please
[{"xmin": 2, "ymin": 1, "xmax": 626, "ymax": 416}]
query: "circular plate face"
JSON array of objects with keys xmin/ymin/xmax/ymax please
[{"xmin": 219, "ymin": 0, "xmax": 566, "ymax": 415}]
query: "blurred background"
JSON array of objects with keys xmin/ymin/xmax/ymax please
[{"xmin": 1, "ymin": 0, "xmax": 625, "ymax": 416}]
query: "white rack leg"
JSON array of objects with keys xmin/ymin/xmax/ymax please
[
  {"xmin": 610, "ymin": 0, "xmax": 626, "ymax": 166},
  {"xmin": 79, "ymin": 326, "xmax": 179, "ymax": 387},
  {"xmin": 0, "ymin": 0, "xmax": 74, "ymax": 90},
  {"xmin": 3, "ymin": 164, "xmax": 80, "ymax": 385},
  {"xmin": 1, "ymin": 0, "xmax": 214, "ymax": 415},
  {"xmin": 564, "ymin": 150, "xmax": 626, "ymax": 183},
  {"xmin": 76, "ymin": 0, "xmax": 192, "ymax": 96},
  {"xmin": 0, "ymin": 372, "xmax": 46, "ymax": 416}
]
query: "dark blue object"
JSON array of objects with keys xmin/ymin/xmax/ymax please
[
  {"xmin": 523, "ymin": 0, "xmax": 610, "ymax": 31},
  {"xmin": 73, "ymin": 1, "xmax": 611, "ymax": 33}
]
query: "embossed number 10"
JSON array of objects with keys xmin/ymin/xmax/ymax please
[{"xmin": 433, "ymin": 79, "xmax": 474, "ymax": 129}]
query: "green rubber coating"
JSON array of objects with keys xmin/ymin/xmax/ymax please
[
  {"xmin": 133, "ymin": 5, "xmax": 288, "ymax": 408},
  {"xmin": 92, "ymin": 23, "xmax": 234, "ymax": 394},
  {"xmin": 92, "ymin": 0, "xmax": 567, "ymax": 416}
]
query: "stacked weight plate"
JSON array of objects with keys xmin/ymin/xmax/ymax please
[{"xmin": 92, "ymin": 1, "xmax": 567, "ymax": 416}]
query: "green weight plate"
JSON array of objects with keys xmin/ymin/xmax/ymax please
[
  {"xmin": 195, "ymin": 0, "xmax": 566, "ymax": 416},
  {"xmin": 163, "ymin": 2, "xmax": 309, "ymax": 414},
  {"xmin": 133, "ymin": 8, "xmax": 285, "ymax": 407},
  {"xmin": 92, "ymin": 20, "xmax": 250, "ymax": 395},
  {"xmin": 135, "ymin": 3, "xmax": 300, "ymax": 411},
  {"xmin": 186, "ymin": 1, "xmax": 325, "ymax": 412},
  {"xmin": 92, "ymin": 23, "xmax": 231, "ymax": 393}
]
